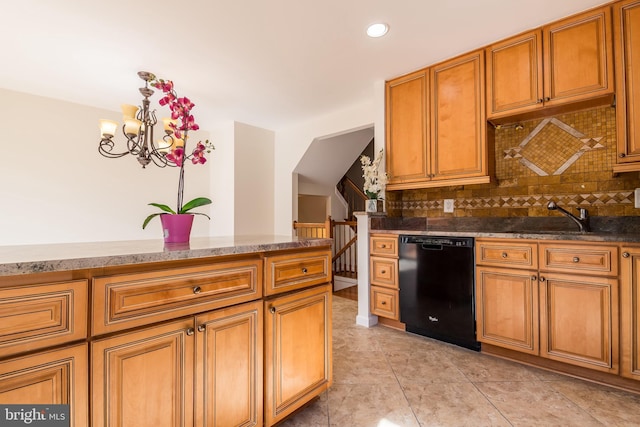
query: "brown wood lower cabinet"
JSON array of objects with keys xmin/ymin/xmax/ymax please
[
  {"xmin": 476, "ymin": 266, "xmax": 539, "ymax": 354},
  {"xmin": 0, "ymin": 343, "xmax": 88, "ymax": 426},
  {"xmin": 540, "ymin": 273, "xmax": 618, "ymax": 374},
  {"xmin": 264, "ymin": 284, "xmax": 332, "ymax": 426},
  {"xmin": 620, "ymin": 247, "xmax": 640, "ymax": 381},
  {"xmin": 92, "ymin": 300, "xmax": 263, "ymax": 427}
]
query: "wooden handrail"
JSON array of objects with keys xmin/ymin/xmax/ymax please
[
  {"xmin": 293, "ymin": 216, "xmax": 332, "ymax": 238},
  {"xmin": 342, "ymin": 177, "xmax": 367, "ymax": 202},
  {"xmin": 332, "ymin": 235, "xmax": 357, "ymax": 263}
]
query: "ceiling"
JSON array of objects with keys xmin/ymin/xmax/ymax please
[{"xmin": 1, "ymin": 0, "xmax": 609, "ymax": 131}]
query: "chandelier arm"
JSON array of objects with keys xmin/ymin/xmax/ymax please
[{"xmin": 98, "ymin": 139, "xmax": 132, "ymax": 158}]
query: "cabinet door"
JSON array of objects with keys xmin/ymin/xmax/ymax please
[
  {"xmin": 476, "ymin": 267, "xmax": 539, "ymax": 354},
  {"xmin": 370, "ymin": 285, "xmax": 399, "ymax": 320},
  {"xmin": 385, "ymin": 69, "xmax": 430, "ymax": 187},
  {"xmin": 539, "ymin": 273, "xmax": 618, "ymax": 373},
  {"xmin": 0, "ymin": 344, "xmax": 88, "ymax": 427},
  {"xmin": 543, "ymin": 6, "xmax": 613, "ymax": 105},
  {"xmin": 91, "ymin": 319, "xmax": 194, "ymax": 427},
  {"xmin": 195, "ymin": 301, "xmax": 263, "ymax": 427},
  {"xmin": 264, "ymin": 284, "xmax": 332, "ymax": 427},
  {"xmin": 620, "ymin": 247, "xmax": 640, "ymax": 380},
  {"xmin": 369, "ymin": 256, "xmax": 398, "ymax": 289},
  {"xmin": 486, "ymin": 30, "xmax": 544, "ymax": 118},
  {"xmin": 430, "ymin": 50, "xmax": 488, "ymax": 183},
  {"xmin": 614, "ymin": 0, "xmax": 640, "ymax": 171}
]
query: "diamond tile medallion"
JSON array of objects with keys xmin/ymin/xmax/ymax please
[{"xmin": 504, "ymin": 118, "xmax": 605, "ymax": 176}]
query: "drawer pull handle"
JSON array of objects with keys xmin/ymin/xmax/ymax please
[
  {"xmin": 531, "ymin": 275, "xmax": 537, "ymax": 281},
  {"xmin": 381, "ymin": 244, "xmax": 386, "ymax": 248},
  {"xmin": 501, "ymin": 252, "xmax": 508, "ymax": 258},
  {"xmin": 381, "ymin": 270, "xmax": 386, "ymax": 274},
  {"xmin": 620, "ymin": 153, "xmax": 626, "ymax": 158},
  {"xmin": 270, "ymin": 307, "xmax": 276, "ymax": 314},
  {"xmin": 302, "ymin": 267, "xmax": 308, "ymax": 274},
  {"xmin": 539, "ymin": 276, "xmax": 546, "ymax": 282},
  {"xmin": 197, "ymin": 324, "xmax": 206, "ymax": 333},
  {"xmin": 381, "ymin": 301, "xmax": 386, "ymax": 305},
  {"xmin": 623, "ymin": 252, "xmax": 630, "ymax": 258},
  {"xmin": 193, "ymin": 286, "xmax": 202, "ymax": 294},
  {"xmin": 573, "ymin": 257, "xmax": 580, "ymax": 263},
  {"xmin": 186, "ymin": 328, "xmax": 194, "ymax": 336}
]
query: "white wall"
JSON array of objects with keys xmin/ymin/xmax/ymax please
[
  {"xmin": 233, "ymin": 122, "xmax": 275, "ymax": 236},
  {"xmin": 0, "ymin": 88, "xmax": 212, "ymax": 245},
  {"xmin": 208, "ymin": 121, "xmax": 235, "ymax": 237},
  {"xmin": 274, "ymin": 83, "xmax": 384, "ymax": 236}
]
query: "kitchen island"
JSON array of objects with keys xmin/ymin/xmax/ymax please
[{"xmin": 0, "ymin": 236, "xmax": 333, "ymax": 427}]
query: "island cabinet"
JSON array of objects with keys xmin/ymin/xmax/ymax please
[
  {"xmin": 476, "ymin": 238, "xmax": 619, "ymax": 375},
  {"xmin": 91, "ymin": 256, "xmax": 264, "ymax": 427},
  {"xmin": 385, "ymin": 49, "xmax": 489, "ymax": 190},
  {"xmin": 263, "ymin": 249, "xmax": 332, "ymax": 426},
  {"xmin": 620, "ymin": 246, "xmax": 640, "ymax": 381},
  {"xmin": 486, "ymin": 5, "xmax": 614, "ymax": 122},
  {"xmin": 614, "ymin": 0, "xmax": 640, "ymax": 173},
  {"xmin": 0, "ymin": 278, "xmax": 89, "ymax": 426},
  {"xmin": 0, "ymin": 240, "xmax": 333, "ymax": 427},
  {"xmin": 369, "ymin": 234, "xmax": 400, "ymax": 321}
]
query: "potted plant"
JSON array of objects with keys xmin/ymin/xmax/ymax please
[
  {"xmin": 360, "ymin": 148, "xmax": 388, "ymax": 212},
  {"xmin": 141, "ymin": 76, "xmax": 214, "ymax": 242}
]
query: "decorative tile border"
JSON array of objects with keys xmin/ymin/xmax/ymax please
[{"xmin": 390, "ymin": 191, "xmax": 633, "ymax": 211}]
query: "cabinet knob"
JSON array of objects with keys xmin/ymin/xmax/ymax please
[
  {"xmin": 536, "ymin": 98, "xmax": 543, "ymax": 104},
  {"xmin": 301, "ymin": 267, "xmax": 308, "ymax": 274},
  {"xmin": 381, "ymin": 301, "xmax": 387, "ymax": 305},
  {"xmin": 197, "ymin": 324, "xmax": 206, "ymax": 333},
  {"xmin": 381, "ymin": 270, "xmax": 386, "ymax": 274},
  {"xmin": 623, "ymin": 252, "xmax": 630, "ymax": 258},
  {"xmin": 270, "ymin": 307, "xmax": 276, "ymax": 314},
  {"xmin": 186, "ymin": 328, "xmax": 194, "ymax": 336},
  {"xmin": 501, "ymin": 252, "xmax": 508, "ymax": 258},
  {"xmin": 572, "ymin": 257, "xmax": 580, "ymax": 263},
  {"xmin": 193, "ymin": 286, "xmax": 202, "ymax": 294},
  {"xmin": 531, "ymin": 275, "xmax": 537, "ymax": 281},
  {"xmin": 620, "ymin": 153, "xmax": 626, "ymax": 158},
  {"xmin": 381, "ymin": 244, "xmax": 386, "ymax": 248},
  {"xmin": 544, "ymin": 97, "xmax": 551, "ymax": 102},
  {"xmin": 539, "ymin": 276, "xmax": 546, "ymax": 282}
]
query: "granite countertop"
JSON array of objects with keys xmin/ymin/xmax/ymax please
[
  {"xmin": 371, "ymin": 229, "xmax": 640, "ymax": 243},
  {"xmin": 0, "ymin": 236, "xmax": 333, "ymax": 276}
]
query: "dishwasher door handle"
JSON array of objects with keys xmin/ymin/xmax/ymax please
[{"xmin": 421, "ymin": 244, "xmax": 444, "ymax": 251}]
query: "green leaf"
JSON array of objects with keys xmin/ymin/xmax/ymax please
[
  {"xmin": 179, "ymin": 197, "xmax": 212, "ymax": 214},
  {"xmin": 142, "ymin": 212, "xmax": 163, "ymax": 229},
  {"xmin": 148, "ymin": 203, "xmax": 176, "ymax": 214},
  {"xmin": 192, "ymin": 212, "xmax": 211, "ymax": 221}
]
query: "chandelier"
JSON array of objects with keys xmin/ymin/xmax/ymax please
[{"xmin": 98, "ymin": 71, "xmax": 181, "ymax": 168}]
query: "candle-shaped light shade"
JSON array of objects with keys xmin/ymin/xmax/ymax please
[
  {"xmin": 173, "ymin": 138, "xmax": 185, "ymax": 148},
  {"xmin": 124, "ymin": 119, "xmax": 142, "ymax": 136},
  {"xmin": 100, "ymin": 119, "xmax": 118, "ymax": 138},
  {"xmin": 121, "ymin": 104, "xmax": 138, "ymax": 120},
  {"xmin": 157, "ymin": 139, "xmax": 172, "ymax": 153},
  {"xmin": 162, "ymin": 117, "xmax": 177, "ymax": 134}
]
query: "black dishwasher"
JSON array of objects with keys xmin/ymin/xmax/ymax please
[{"xmin": 399, "ymin": 235, "xmax": 480, "ymax": 351}]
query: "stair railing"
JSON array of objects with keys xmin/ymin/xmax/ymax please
[
  {"xmin": 338, "ymin": 176, "xmax": 367, "ymax": 220},
  {"xmin": 331, "ymin": 219, "xmax": 358, "ymax": 278},
  {"xmin": 292, "ymin": 216, "xmax": 333, "ymax": 239}
]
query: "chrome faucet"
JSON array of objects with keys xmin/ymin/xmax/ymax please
[{"xmin": 547, "ymin": 201, "xmax": 590, "ymax": 232}]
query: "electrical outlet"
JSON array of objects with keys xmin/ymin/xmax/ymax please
[
  {"xmin": 636, "ymin": 188, "xmax": 640, "ymax": 208},
  {"xmin": 444, "ymin": 199, "xmax": 454, "ymax": 213}
]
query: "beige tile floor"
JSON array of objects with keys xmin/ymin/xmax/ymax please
[{"xmin": 279, "ymin": 294, "xmax": 640, "ymax": 427}]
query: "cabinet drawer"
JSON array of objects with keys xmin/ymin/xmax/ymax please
[
  {"xmin": 539, "ymin": 243, "xmax": 618, "ymax": 276},
  {"xmin": 370, "ymin": 286, "xmax": 399, "ymax": 320},
  {"xmin": 370, "ymin": 256, "xmax": 398, "ymax": 289},
  {"xmin": 0, "ymin": 280, "xmax": 88, "ymax": 358},
  {"xmin": 370, "ymin": 235, "xmax": 398, "ymax": 257},
  {"xmin": 476, "ymin": 239, "xmax": 538, "ymax": 269},
  {"xmin": 264, "ymin": 249, "xmax": 331, "ymax": 296},
  {"xmin": 92, "ymin": 258, "xmax": 261, "ymax": 335}
]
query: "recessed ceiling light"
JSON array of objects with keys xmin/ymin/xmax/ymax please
[{"xmin": 366, "ymin": 23, "xmax": 389, "ymax": 38}]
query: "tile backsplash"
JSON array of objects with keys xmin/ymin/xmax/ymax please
[{"xmin": 386, "ymin": 106, "xmax": 640, "ymax": 218}]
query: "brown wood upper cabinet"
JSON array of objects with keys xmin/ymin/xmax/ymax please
[
  {"xmin": 486, "ymin": 6, "xmax": 613, "ymax": 121},
  {"xmin": 614, "ymin": 0, "xmax": 640, "ymax": 173},
  {"xmin": 386, "ymin": 50, "xmax": 489, "ymax": 190}
]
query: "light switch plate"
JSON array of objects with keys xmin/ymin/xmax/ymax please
[
  {"xmin": 636, "ymin": 188, "xmax": 640, "ymax": 208},
  {"xmin": 444, "ymin": 199, "xmax": 454, "ymax": 213}
]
